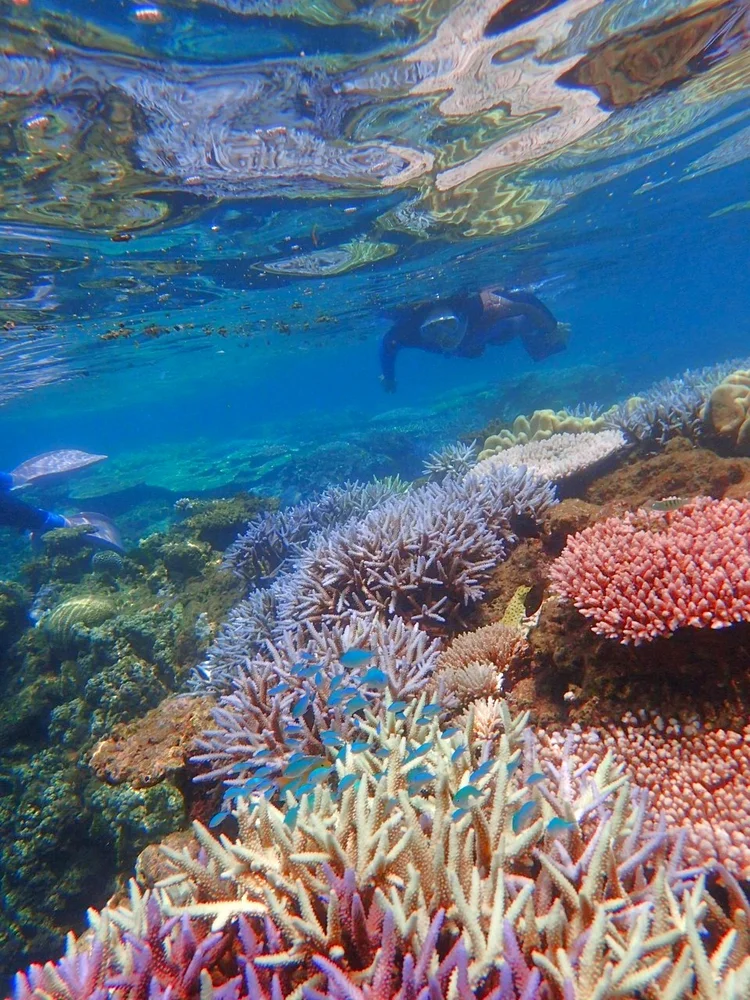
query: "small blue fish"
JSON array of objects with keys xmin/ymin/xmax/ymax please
[
  {"xmin": 329, "ymin": 675, "xmax": 346, "ymax": 692},
  {"xmin": 452, "ymin": 808, "xmax": 469, "ymax": 822},
  {"xmin": 253, "ymin": 766, "xmax": 274, "ymax": 779},
  {"xmin": 442, "ymin": 727, "xmax": 461, "ymax": 738},
  {"xmin": 512, "ymin": 801, "xmax": 538, "ymax": 835},
  {"xmin": 403, "ymin": 742, "xmax": 432, "ymax": 765},
  {"xmin": 328, "ymin": 686, "xmax": 360, "ymax": 707},
  {"xmin": 209, "ymin": 811, "xmax": 229, "ymax": 828},
  {"xmin": 291, "ymin": 695, "xmax": 310, "ymax": 719},
  {"xmin": 420, "ymin": 704, "xmax": 442, "ymax": 718},
  {"xmin": 387, "ymin": 701, "xmax": 408, "ymax": 714},
  {"xmin": 254, "ymin": 748, "xmax": 273, "ymax": 759},
  {"xmin": 291, "ymin": 662, "xmax": 306, "ymax": 676},
  {"xmin": 453, "ymin": 785, "xmax": 483, "ymax": 808},
  {"xmin": 308, "ymin": 766, "xmax": 332, "ymax": 783},
  {"xmin": 338, "ymin": 774, "xmax": 359, "ymax": 794},
  {"xmin": 339, "ymin": 649, "xmax": 374, "ymax": 667},
  {"xmin": 526, "ymin": 772, "xmax": 546, "ymax": 787},
  {"xmin": 228, "ymin": 762, "xmax": 251, "ymax": 773},
  {"xmin": 407, "ymin": 768, "xmax": 435, "ymax": 788},
  {"xmin": 507, "ymin": 758, "xmax": 522, "ymax": 777},
  {"xmin": 361, "ymin": 668, "xmax": 388, "ymax": 689},
  {"xmin": 415, "ymin": 716, "xmax": 433, "ymax": 727},
  {"xmin": 285, "ymin": 756, "xmax": 324, "ymax": 779},
  {"xmin": 314, "ymin": 671, "xmax": 323, "ymax": 686},
  {"xmin": 285, "ymin": 725, "xmax": 305, "ymax": 735},
  {"xmin": 374, "ymin": 747, "xmax": 390, "ymax": 759},
  {"xmin": 269, "ymin": 682, "xmax": 290, "ymax": 695},
  {"xmin": 470, "ymin": 761, "xmax": 494, "ymax": 782},
  {"xmin": 284, "ymin": 806, "xmax": 299, "ymax": 828},
  {"xmin": 320, "ymin": 731, "xmax": 342, "ymax": 747},
  {"xmin": 451, "ymin": 745, "xmax": 467, "ymax": 762},
  {"xmin": 351, "ymin": 741, "xmax": 370, "ymax": 753},
  {"xmin": 299, "ymin": 652, "xmax": 315, "ymax": 661},
  {"xmin": 546, "ymin": 817, "xmax": 576, "ymax": 835},
  {"xmin": 299, "ymin": 665, "xmax": 319, "ymax": 679},
  {"xmin": 346, "ymin": 696, "xmax": 370, "ymax": 714},
  {"xmin": 295, "ymin": 783, "xmax": 316, "ymax": 797},
  {"xmin": 223, "ymin": 786, "xmax": 247, "ymax": 801}
]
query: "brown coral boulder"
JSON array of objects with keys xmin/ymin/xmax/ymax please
[
  {"xmin": 89, "ymin": 695, "xmax": 215, "ymax": 789},
  {"xmin": 704, "ymin": 370, "xmax": 750, "ymax": 452}
]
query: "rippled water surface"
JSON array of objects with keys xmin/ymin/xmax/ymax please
[{"xmin": 1, "ymin": 0, "xmax": 749, "ymax": 415}]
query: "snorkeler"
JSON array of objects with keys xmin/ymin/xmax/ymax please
[
  {"xmin": 378, "ymin": 287, "xmax": 569, "ymax": 392},
  {"xmin": 0, "ymin": 450, "xmax": 124, "ymax": 550}
]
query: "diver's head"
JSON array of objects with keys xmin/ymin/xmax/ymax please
[{"xmin": 419, "ymin": 308, "xmax": 467, "ymax": 352}]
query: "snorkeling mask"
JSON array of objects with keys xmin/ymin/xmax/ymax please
[{"xmin": 419, "ymin": 308, "xmax": 468, "ymax": 352}]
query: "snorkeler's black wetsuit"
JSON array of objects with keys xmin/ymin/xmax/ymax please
[
  {"xmin": 0, "ymin": 472, "xmax": 66, "ymax": 531},
  {"xmin": 379, "ymin": 288, "xmax": 566, "ymax": 387}
]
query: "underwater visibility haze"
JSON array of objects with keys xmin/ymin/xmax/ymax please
[{"xmin": 1, "ymin": 0, "xmax": 750, "ymax": 994}]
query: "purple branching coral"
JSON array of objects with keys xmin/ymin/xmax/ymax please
[
  {"xmin": 222, "ymin": 479, "xmax": 406, "ymax": 586},
  {"xmin": 274, "ymin": 468, "xmax": 556, "ymax": 634},
  {"xmin": 191, "ymin": 612, "xmax": 442, "ymax": 786}
]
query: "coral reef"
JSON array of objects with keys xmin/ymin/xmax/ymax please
[
  {"xmin": 607, "ymin": 360, "xmax": 750, "ymax": 447},
  {"xmin": 222, "ymin": 479, "xmax": 405, "ymax": 586},
  {"xmin": 471, "ymin": 430, "xmax": 628, "ymax": 486},
  {"xmin": 435, "ymin": 620, "xmax": 529, "ymax": 708},
  {"xmin": 540, "ymin": 714, "xmax": 750, "ymax": 879},
  {"xmin": 422, "ymin": 440, "xmax": 478, "ymax": 480},
  {"xmin": 12, "ymin": 703, "xmax": 750, "ymax": 999},
  {"xmin": 0, "ymin": 495, "xmax": 267, "ymax": 979},
  {"xmin": 703, "ymin": 369, "xmax": 750, "ymax": 452},
  {"xmin": 549, "ymin": 496, "xmax": 750, "ymax": 644},
  {"xmin": 191, "ymin": 613, "xmax": 442, "ymax": 787},
  {"xmin": 477, "ymin": 405, "xmax": 609, "ymax": 459},
  {"xmin": 274, "ymin": 468, "xmax": 556, "ymax": 635}
]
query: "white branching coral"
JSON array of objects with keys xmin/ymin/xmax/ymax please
[{"xmin": 471, "ymin": 429, "xmax": 627, "ymax": 484}]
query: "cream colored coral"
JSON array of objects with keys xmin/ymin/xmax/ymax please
[{"xmin": 703, "ymin": 370, "xmax": 750, "ymax": 452}]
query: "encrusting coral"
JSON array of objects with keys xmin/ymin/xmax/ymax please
[
  {"xmin": 11, "ymin": 700, "xmax": 750, "ymax": 999},
  {"xmin": 549, "ymin": 496, "xmax": 750, "ymax": 644}
]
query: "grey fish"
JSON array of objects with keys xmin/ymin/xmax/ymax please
[{"xmin": 10, "ymin": 450, "xmax": 107, "ymax": 488}]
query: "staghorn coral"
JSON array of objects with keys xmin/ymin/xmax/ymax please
[
  {"xmin": 222, "ymin": 479, "xmax": 407, "ymax": 586},
  {"xmin": 16, "ymin": 701, "xmax": 750, "ymax": 1000},
  {"xmin": 274, "ymin": 468, "xmax": 556, "ymax": 634},
  {"xmin": 703, "ymin": 369, "xmax": 750, "ymax": 452},
  {"xmin": 606, "ymin": 359, "xmax": 750, "ymax": 447},
  {"xmin": 471, "ymin": 430, "xmax": 627, "ymax": 485},
  {"xmin": 422, "ymin": 440, "xmax": 478, "ymax": 481},
  {"xmin": 191, "ymin": 613, "xmax": 441, "ymax": 788},
  {"xmin": 549, "ymin": 496, "xmax": 750, "ymax": 645},
  {"xmin": 478, "ymin": 406, "xmax": 609, "ymax": 460}
]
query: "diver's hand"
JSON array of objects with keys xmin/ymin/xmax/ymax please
[{"xmin": 380, "ymin": 376, "xmax": 397, "ymax": 393}]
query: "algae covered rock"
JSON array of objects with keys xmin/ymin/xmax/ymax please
[{"xmin": 0, "ymin": 581, "xmax": 29, "ymax": 653}]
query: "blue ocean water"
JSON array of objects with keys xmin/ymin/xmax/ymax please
[{"xmin": 1, "ymin": 0, "xmax": 750, "ymax": 988}]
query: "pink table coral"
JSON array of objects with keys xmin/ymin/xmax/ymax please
[{"xmin": 549, "ymin": 496, "xmax": 750, "ymax": 644}]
